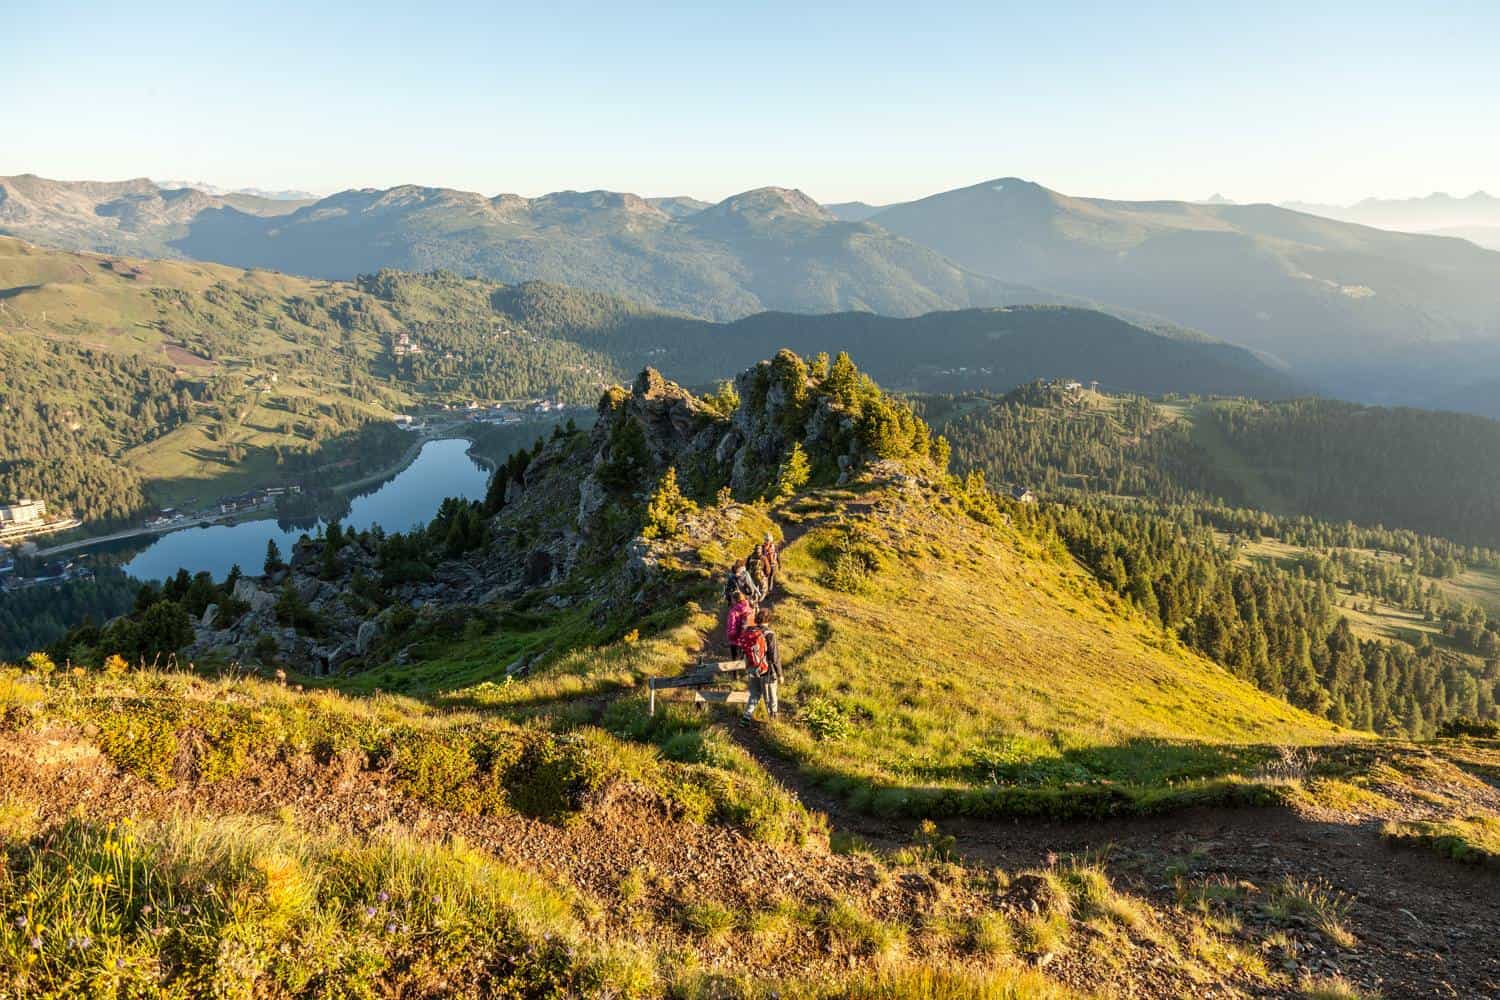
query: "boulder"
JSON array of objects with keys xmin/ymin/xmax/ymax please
[
  {"xmin": 292, "ymin": 575, "xmax": 320, "ymax": 604},
  {"xmin": 625, "ymin": 538, "xmax": 658, "ymax": 581},
  {"xmin": 325, "ymin": 643, "xmax": 355, "ymax": 672},
  {"xmin": 576, "ymin": 474, "xmax": 608, "ymax": 530},
  {"xmin": 233, "ymin": 578, "xmax": 277, "ymax": 614},
  {"xmin": 201, "ymin": 603, "xmax": 219, "ymax": 629},
  {"xmin": 355, "ymin": 620, "xmax": 381, "ymax": 655}
]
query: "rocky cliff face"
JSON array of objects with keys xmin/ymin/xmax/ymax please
[{"xmin": 186, "ymin": 356, "xmax": 896, "ymax": 674}]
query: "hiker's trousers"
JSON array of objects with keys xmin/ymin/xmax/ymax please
[{"xmin": 744, "ymin": 674, "xmax": 779, "ymax": 718}]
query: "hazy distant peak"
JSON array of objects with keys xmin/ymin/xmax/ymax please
[
  {"xmin": 702, "ymin": 186, "xmax": 833, "ymax": 221},
  {"xmin": 1199, "ymin": 193, "xmax": 1237, "ymax": 205},
  {"xmin": 649, "ymin": 195, "xmax": 713, "ymax": 218},
  {"xmin": 535, "ymin": 189, "xmax": 666, "ymax": 216},
  {"xmin": 825, "ymin": 200, "xmax": 885, "ymax": 222},
  {"xmin": 154, "ymin": 179, "xmax": 318, "ymax": 200}
]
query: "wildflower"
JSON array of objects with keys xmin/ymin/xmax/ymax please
[
  {"xmin": 363, "ymin": 906, "xmax": 377, "ymax": 920},
  {"xmin": 29, "ymin": 935, "xmax": 42, "ymax": 950},
  {"xmin": 115, "ymin": 957, "xmax": 126, "ymax": 970},
  {"xmin": 141, "ymin": 904, "xmax": 153, "ymax": 916},
  {"xmin": 623, "ymin": 629, "xmax": 640, "ymax": 645},
  {"xmin": 377, "ymin": 891, "xmax": 390, "ymax": 903},
  {"xmin": 13, "ymin": 915, "xmax": 27, "ymax": 929},
  {"xmin": 385, "ymin": 922, "xmax": 398, "ymax": 934}
]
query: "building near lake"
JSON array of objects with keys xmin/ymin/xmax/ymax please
[{"xmin": 0, "ymin": 499, "xmax": 45, "ymax": 524}]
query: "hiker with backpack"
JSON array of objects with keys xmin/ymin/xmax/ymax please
[
  {"xmin": 724, "ymin": 557, "xmax": 762, "ymax": 606},
  {"xmin": 725, "ymin": 588, "xmax": 754, "ymax": 659},
  {"xmin": 754, "ymin": 532, "xmax": 780, "ymax": 598},
  {"xmin": 740, "ymin": 606, "xmax": 783, "ymax": 724}
]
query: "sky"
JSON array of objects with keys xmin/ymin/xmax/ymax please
[{"xmin": 5, "ymin": 1, "xmax": 1497, "ymax": 205}]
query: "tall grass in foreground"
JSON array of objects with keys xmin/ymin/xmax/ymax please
[{"xmin": 0, "ymin": 814, "xmax": 626, "ymax": 998}]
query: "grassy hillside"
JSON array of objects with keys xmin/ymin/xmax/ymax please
[
  {"xmin": 924, "ymin": 384, "xmax": 1500, "ymax": 736},
  {"xmin": 751, "ymin": 478, "xmax": 1345, "ymax": 815}
]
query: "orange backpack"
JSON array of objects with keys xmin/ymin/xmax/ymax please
[{"xmin": 742, "ymin": 627, "xmax": 770, "ymax": 676}]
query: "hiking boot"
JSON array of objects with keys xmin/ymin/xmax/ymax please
[{"xmin": 739, "ymin": 714, "xmax": 753, "ymax": 727}]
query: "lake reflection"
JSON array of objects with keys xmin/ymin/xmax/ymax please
[{"xmin": 123, "ymin": 438, "xmax": 489, "ymax": 582}]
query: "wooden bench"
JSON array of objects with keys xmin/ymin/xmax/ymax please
[{"xmin": 647, "ymin": 658, "xmax": 747, "ymax": 715}]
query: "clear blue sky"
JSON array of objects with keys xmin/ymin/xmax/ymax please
[{"xmin": 6, "ymin": 1, "xmax": 1496, "ymax": 205}]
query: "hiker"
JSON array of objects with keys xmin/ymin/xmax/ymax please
[
  {"xmin": 725, "ymin": 588, "xmax": 753, "ymax": 658},
  {"xmin": 724, "ymin": 557, "xmax": 762, "ymax": 606},
  {"xmin": 754, "ymin": 532, "xmax": 780, "ymax": 598},
  {"xmin": 740, "ymin": 606, "xmax": 783, "ymax": 724}
]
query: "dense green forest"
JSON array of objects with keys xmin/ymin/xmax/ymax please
[
  {"xmin": 925, "ymin": 384, "xmax": 1500, "ymax": 548},
  {"xmin": 0, "ymin": 341, "xmax": 189, "ymax": 523},
  {"xmin": 0, "ymin": 569, "xmax": 141, "ymax": 661}
]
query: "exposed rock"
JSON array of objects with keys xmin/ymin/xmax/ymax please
[
  {"xmin": 200, "ymin": 603, "xmax": 219, "ymax": 629},
  {"xmin": 625, "ymin": 538, "xmax": 658, "ymax": 581},
  {"xmin": 292, "ymin": 575, "xmax": 320, "ymax": 604},
  {"xmin": 324, "ymin": 643, "xmax": 355, "ymax": 672},
  {"xmin": 233, "ymin": 577, "xmax": 277, "ymax": 614},
  {"xmin": 576, "ymin": 473, "xmax": 608, "ymax": 530},
  {"xmin": 524, "ymin": 549, "xmax": 555, "ymax": 587},
  {"xmin": 355, "ymin": 620, "xmax": 381, "ymax": 655}
]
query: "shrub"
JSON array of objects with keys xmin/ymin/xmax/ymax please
[
  {"xmin": 701, "ymin": 380, "xmax": 740, "ymax": 419},
  {"xmin": 800, "ymin": 698, "xmax": 852, "ymax": 742},
  {"xmin": 501, "ymin": 732, "xmax": 606, "ymax": 823},
  {"xmin": 773, "ymin": 443, "xmax": 812, "ymax": 501},
  {"xmin": 23, "ymin": 651, "xmax": 56, "ymax": 679},
  {"xmin": 1437, "ymin": 716, "xmax": 1500, "ymax": 738},
  {"xmin": 641, "ymin": 466, "xmax": 698, "ymax": 540}
]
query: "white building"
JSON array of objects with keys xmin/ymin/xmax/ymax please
[{"xmin": 0, "ymin": 500, "xmax": 45, "ymax": 524}]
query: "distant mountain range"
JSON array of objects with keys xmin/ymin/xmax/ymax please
[
  {"xmin": 864, "ymin": 178, "xmax": 1500, "ymax": 403},
  {"xmin": 3, "ymin": 171, "xmax": 1498, "ymax": 410},
  {"xmin": 154, "ymin": 180, "xmax": 321, "ymax": 202},
  {"xmin": 1281, "ymin": 191, "xmax": 1500, "ymax": 238},
  {"xmin": 0, "ymin": 174, "xmax": 1047, "ymax": 322}
]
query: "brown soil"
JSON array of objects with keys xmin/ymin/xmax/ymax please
[{"xmin": 163, "ymin": 341, "xmax": 214, "ymax": 368}]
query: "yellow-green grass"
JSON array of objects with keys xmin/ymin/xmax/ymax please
[
  {"xmin": 1, "ymin": 663, "xmax": 821, "ymax": 847},
  {"xmin": 1382, "ymin": 814, "xmax": 1500, "ymax": 866},
  {"xmin": 1432, "ymin": 565, "xmax": 1500, "ymax": 617},
  {"xmin": 753, "ymin": 484, "xmax": 1348, "ymax": 817},
  {"xmin": 0, "ymin": 806, "xmax": 1085, "ymax": 1000}
]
